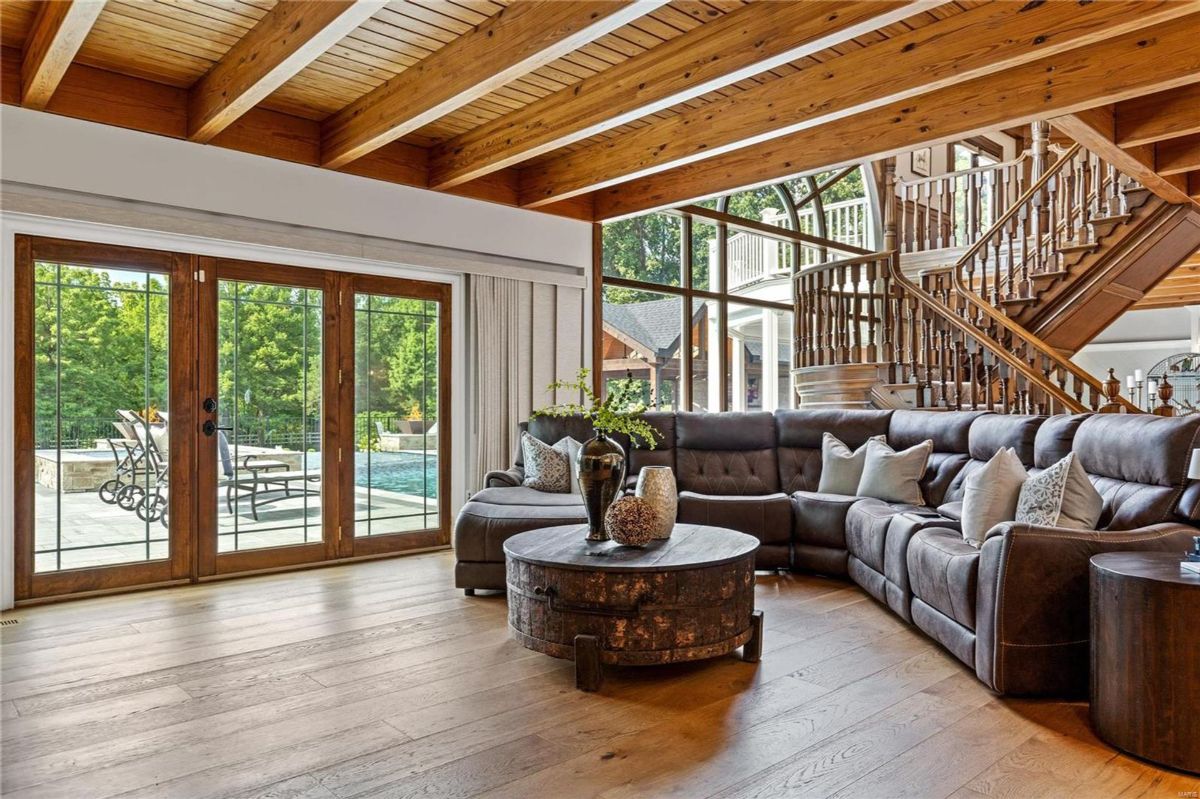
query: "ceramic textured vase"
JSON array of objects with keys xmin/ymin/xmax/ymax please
[
  {"xmin": 604, "ymin": 496, "xmax": 657, "ymax": 547},
  {"xmin": 635, "ymin": 465, "xmax": 677, "ymax": 539},
  {"xmin": 576, "ymin": 432, "xmax": 626, "ymax": 541}
]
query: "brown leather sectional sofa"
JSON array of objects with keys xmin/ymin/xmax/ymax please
[{"xmin": 454, "ymin": 409, "xmax": 1200, "ymax": 696}]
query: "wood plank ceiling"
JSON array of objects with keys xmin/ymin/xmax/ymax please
[{"xmin": 1, "ymin": 0, "xmax": 1199, "ymax": 223}]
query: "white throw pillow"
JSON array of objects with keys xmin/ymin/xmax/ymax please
[
  {"xmin": 1015, "ymin": 452, "xmax": 1103, "ymax": 529},
  {"xmin": 818, "ymin": 432, "xmax": 886, "ymax": 495},
  {"xmin": 521, "ymin": 433, "xmax": 581, "ymax": 493},
  {"xmin": 961, "ymin": 447, "xmax": 1028, "ymax": 548},
  {"xmin": 856, "ymin": 438, "xmax": 933, "ymax": 505}
]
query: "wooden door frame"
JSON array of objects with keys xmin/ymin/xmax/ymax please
[
  {"xmin": 340, "ymin": 273, "xmax": 453, "ymax": 556},
  {"xmin": 12, "ymin": 235, "xmax": 195, "ymax": 601},
  {"xmin": 196, "ymin": 257, "xmax": 340, "ymax": 577}
]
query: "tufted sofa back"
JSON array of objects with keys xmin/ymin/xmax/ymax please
[
  {"xmin": 675, "ymin": 412, "xmax": 780, "ymax": 495},
  {"xmin": 774, "ymin": 408, "xmax": 893, "ymax": 494},
  {"xmin": 1071, "ymin": 413, "xmax": 1200, "ymax": 530}
]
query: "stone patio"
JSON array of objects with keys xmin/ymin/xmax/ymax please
[{"xmin": 34, "ymin": 480, "xmax": 436, "ymax": 573}]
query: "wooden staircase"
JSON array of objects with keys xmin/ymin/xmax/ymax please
[{"xmin": 792, "ymin": 123, "xmax": 1200, "ymax": 415}]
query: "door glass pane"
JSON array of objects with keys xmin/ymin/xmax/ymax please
[
  {"xmin": 354, "ymin": 294, "xmax": 440, "ymax": 536},
  {"xmin": 217, "ymin": 281, "xmax": 323, "ymax": 552},
  {"xmin": 32, "ymin": 262, "xmax": 170, "ymax": 572}
]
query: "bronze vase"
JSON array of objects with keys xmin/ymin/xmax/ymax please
[{"xmin": 576, "ymin": 432, "xmax": 626, "ymax": 541}]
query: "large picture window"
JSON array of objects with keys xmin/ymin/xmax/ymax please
[{"xmin": 599, "ymin": 167, "xmax": 875, "ymax": 411}]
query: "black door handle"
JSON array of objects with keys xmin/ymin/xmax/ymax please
[{"xmin": 202, "ymin": 420, "xmax": 216, "ymax": 436}]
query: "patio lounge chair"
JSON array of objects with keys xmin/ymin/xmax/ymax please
[{"xmin": 220, "ymin": 434, "xmax": 320, "ymax": 521}]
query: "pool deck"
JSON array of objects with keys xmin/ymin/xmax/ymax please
[{"xmin": 34, "ymin": 481, "xmax": 437, "ymax": 573}]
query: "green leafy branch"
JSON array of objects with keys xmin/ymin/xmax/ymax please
[{"xmin": 532, "ymin": 368, "xmax": 660, "ymax": 449}]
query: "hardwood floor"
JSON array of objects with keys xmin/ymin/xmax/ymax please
[{"xmin": 1, "ymin": 552, "xmax": 1196, "ymax": 799}]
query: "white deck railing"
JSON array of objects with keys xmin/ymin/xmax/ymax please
[{"xmin": 719, "ymin": 198, "xmax": 872, "ymax": 291}]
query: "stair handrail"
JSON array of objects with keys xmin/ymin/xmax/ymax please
[
  {"xmin": 885, "ymin": 253, "xmax": 1090, "ymax": 413},
  {"xmin": 943, "ymin": 143, "xmax": 1142, "ymax": 414},
  {"xmin": 893, "ymin": 148, "xmax": 1032, "ymax": 192}
]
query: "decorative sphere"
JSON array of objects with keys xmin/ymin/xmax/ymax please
[{"xmin": 604, "ymin": 496, "xmax": 658, "ymax": 547}]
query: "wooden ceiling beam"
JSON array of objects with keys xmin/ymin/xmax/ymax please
[
  {"xmin": 21, "ymin": 0, "xmax": 105, "ymax": 110},
  {"xmin": 592, "ymin": 15, "xmax": 1200, "ymax": 220},
  {"xmin": 428, "ymin": 0, "xmax": 933, "ymax": 191},
  {"xmin": 320, "ymin": 0, "xmax": 661, "ymax": 170},
  {"xmin": 1115, "ymin": 83, "xmax": 1200, "ymax": 148},
  {"xmin": 521, "ymin": 0, "xmax": 1195, "ymax": 208},
  {"xmin": 188, "ymin": 1, "xmax": 385, "ymax": 143},
  {"xmin": 1054, "ymin": 105, "xmax": 1197, "ymax": 207},
  {"xmin": 0, "ymin": 46, "xmax": 592, "ymax": 222},
  {"xmin": 1157, "ymin": 133, "xmax": 1200, "ymax": 176}
]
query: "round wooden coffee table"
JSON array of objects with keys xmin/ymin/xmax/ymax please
[
  {"xmin": 1091, "ymin": 552, "xmax": 1200, "ymax": 774},
  {"xmin": 504, "ymin": 523, "xmax": 761, "ymax": 691}
]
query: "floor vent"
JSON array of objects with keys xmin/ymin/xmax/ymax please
[{"xmin": 0, "ymin": 618, "xmax": 19, "ymax": 626}]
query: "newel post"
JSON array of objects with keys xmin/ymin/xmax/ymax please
[
  {"xmin": 882, "ymin": 157, "xmax": 898, "ymax": 252},
  {"xmin": 1030, "ymin": 120, "xmax": 1050, "ymax": 180}
]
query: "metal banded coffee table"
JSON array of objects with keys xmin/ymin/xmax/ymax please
[{"xmin": 504, "ymin": 523, "xmax": 762, "ymax": 692}]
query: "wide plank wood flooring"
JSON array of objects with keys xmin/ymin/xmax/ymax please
[{"xmin": 2, "ymin": 551, "xmax": 1196, "ymax": 798}]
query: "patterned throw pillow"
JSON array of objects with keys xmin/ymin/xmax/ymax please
[
  {"xmin": 1015, "ymin": 452, "xmax": 1103, "ymax": 529},
  {"xmin": 521, "ymin": 433, "xmax": 580, "ymax": 493}
]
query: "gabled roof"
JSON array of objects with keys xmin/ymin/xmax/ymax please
[{"xmin": 602, "ymin": 299, "xmax": 683, "ymax": 357}]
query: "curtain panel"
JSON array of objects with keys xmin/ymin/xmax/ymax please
[{"xmin": 469, "ymin": 275, "xmax": 585, "ymax": 491}]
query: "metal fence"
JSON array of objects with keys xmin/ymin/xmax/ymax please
[{"xmin": 38, "ymin": 414, "xmax": 433, "ymax": 451}]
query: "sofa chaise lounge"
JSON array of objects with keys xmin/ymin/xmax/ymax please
[{"xmin": 454, "ymin": 409, "xmax": 1200, "ymax": 696}]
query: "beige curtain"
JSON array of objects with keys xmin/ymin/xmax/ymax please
[{"xmin": 470, "ymin": 275, "xmax": 585, "ymax": 491}]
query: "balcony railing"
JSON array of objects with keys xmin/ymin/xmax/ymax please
[{"xmin": 719, "ymin": 198, "xmax": 872, "ymax": 291}]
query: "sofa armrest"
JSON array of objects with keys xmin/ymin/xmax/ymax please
[
  {"xmin": 484, "ymin": 468, "xmax": 524, "ymax": 488},
  {"xmin": 975, "ymin": 521, "xmax": 1195, "ymax": 696}
]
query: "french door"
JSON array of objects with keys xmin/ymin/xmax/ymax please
[{"xmin": 14, "ymin": 237, "xmax": 450, "ymax": 601}]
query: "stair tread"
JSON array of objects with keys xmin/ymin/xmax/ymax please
[
  {"xmin": 1089, "ymin": 214, "xmax": 1132, "ymax": 226},
  {"xmin": 1056, "ymin": 242, "xmax": 1099, "ymax": 254}
]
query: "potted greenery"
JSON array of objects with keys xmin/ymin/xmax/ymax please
[{"xmin": 533, "ymin": 369, "xmax": 659, "ymax": 540}]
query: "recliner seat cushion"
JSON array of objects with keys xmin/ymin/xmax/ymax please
[
  {"xmin": 907, "ymin": 527, "xmax": 980, "ymax": 630},
  {"xmin": 676, "ymin": 492, "xmax": 791, "ymax": 545}
]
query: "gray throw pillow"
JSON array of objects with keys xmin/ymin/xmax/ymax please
[
  {"xmin": 961, "ymin": 447, "xmax": 1028, "ymax": 548},
  {"xmin": 521, "ymin": 433, "xmax": 580, "ymax": 493},
  {"xmin": 818, "ymin": 432, "xmax": 886, "ymax": 495},
  {"xmin": 857, "ymin": 438, "xmax": 933, "ymax": 505},
  {"xmin": 1015, "ymin": 452, "xmax": 1103, "ymax": 529}
]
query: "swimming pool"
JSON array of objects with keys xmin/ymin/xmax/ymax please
[{"xmin": 355, "ymin": 451, "xmax": 438, "ymax": 498}]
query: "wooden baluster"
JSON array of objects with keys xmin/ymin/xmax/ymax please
[
  {"xmin": 1046, "ymin": 173, "xmax": 1060, "ymax": 275},
  {"xmin": 799, "ymin": 273, "xmax": 809, "ymax": 368},
  {"xmin": 851, "ymin": 261, "xmax": 863, "ymax": 362},
  {"xmin": 1017, "ymin": 204, "xmax": 1031, "ymax": 298},
  {"xmin": 866, "ymin": 260, "xmax": 878, "ymax": 362},
  {"xmin": 907, "ymin": 295, "xmax": 919, "ymax": 386}
]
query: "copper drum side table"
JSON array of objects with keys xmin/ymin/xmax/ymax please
[
  {"xmin": 503, "ymin": 524, "xmax": 762, "ymax": 692},
  {"xmin": 1090, "ymin": 552, "xmax": 1200, "ymax": 774}
]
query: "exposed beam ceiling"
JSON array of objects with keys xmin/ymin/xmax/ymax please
[
  {"xmin": 1134, "ymin": 251, "xmax": 1200, "ymax": 309},
  {"xmin": 1157, "ymin": 133, "xmax": 1200, "ymax": 176},
  {"xmin": 593, "ymin": 14, "xmax": 1200, "ymax": 220},
  {"xmin": 1054, "ymin": 106, "xmax": 1196, "ymax": 207},
  {"xmin": 520, "ymin": 0, "xmax": 1195, "ymax": 207},
  {"xmin": 320, "ymin": 0, "xmax": 662, "ymax": 170},
  {"xmin": 427, "ymin": 0, "xmax": 932, "ymax": 190},
  {"xmin": 188, "ymin": 1, "xmax": 385, "ymax": 143},
  {"xmin": 20, "ymin": 0, "xmax": 105, "ymax": 110},
  {"xmin": 1115, "ymin": 83, "xmax": 1200, "ymax": 147}
]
